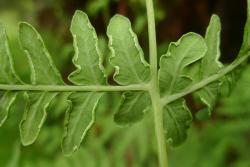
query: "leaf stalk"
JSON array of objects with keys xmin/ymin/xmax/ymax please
[
  {"xmin": 146, "ymin": 0, "xmax": 169, "ymax": 167},
  {"xmin": 0, "ymin": 84, "xmax": 149, "ymax": 92}
]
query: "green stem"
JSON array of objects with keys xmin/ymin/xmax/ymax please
[
  {"xmin": 150, "ymin": 90, "xmax": 168, "ymax": 167},
  {"xmin": 146, "ymin": 0, "xmax": 168, "ymax": 167},
  {"xmin": 0, "ymin": 84, "xmax": 149, "ymax": 92}
]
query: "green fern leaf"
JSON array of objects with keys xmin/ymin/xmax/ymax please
[
  {"xmin": 225, "ymin": 0, "xmax": 250, "ymax": 93},
  {"xmin": 159, "ymin": 33, "xmax": 207, "ymax": 146},
  {"xmin": 61, "ymin": 11, "xmax": 106, "ymax": 155},
  {"xmin": 196, "ymin": 14, "xmax": 223, "ymax": 118},
  {"xmin": 159, "ymin": 33, "xmax": 207, "ymax": 95},
  {"xmin": 0, "ymin": 1, "xmax": 250, "ymax": 161},
  {"xmin": 19, "ymin": 22, "xmax": 64, "ymax": 145},
  {"xmin": 163, "ymin": 99, "xmax": 192, "ymax": 146},
  {"xmin": 0, "ymin": 23, "xmax": 20, "ymax": 126},
  {"xmin": 107, "ymin": 15, "xmax": 151, "ymax": 125},
  {"xmin": 107, "ymin": 15, "xmax": 150, "ymax": 85},
  {"xmin": 113, "ymin": 91, "xmax": 151, "ymax": 125}
]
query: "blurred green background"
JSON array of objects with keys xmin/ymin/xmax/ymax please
[{"xmin": 0, "ymin": 0, "xmax": 249, "ymax": 167}]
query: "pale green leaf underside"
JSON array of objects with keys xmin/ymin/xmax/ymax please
[
  {"xmin": 62, "ymin": 92, "xmax": 103, "ymax": 156},
  {"xmin": 197, "ymin": 81, "xmax": 220, "ymax": 111},
  {"xmin": 114, "ymin": 91, "xmax": 151, "ymax": 125},
  {"xmin": 0, "ymin": 23, "xmax": 20, "ymax": 84},
  {"xmin": 159, "ymin": 32, "xmax": 207, "ymax": 96},
  {"xmin": 163, "ymin": 99, "xmax": 192, "ymax": 146},
  {"xmin": 62, "ymin": 11, "xmax": 106, "ymax": 155},
  {"xmin": 200, "ymin": 15, "xmax": 222, "ymax": 77},
  {"xmin": 0, "ymin": 92, "xmax": 17, "ymax": 126},
  {"xmin": 107, "ymin": 14, "xmax": 151, "ymax": 126},
  {"xmin": 0, "ymin": 23, "xmax": 20, "ymax": 126},
  {"xmin": 107, "ymin": 14, "xmax": 150, "ymax": 85},
  {"xmin": 226, "ymin": 0, "xmax": 250, "ymax": 93},
  {"xmin": 19, "ymin": 22, "xmax": 64, "ymax": 85},
  {"xmin": 20, "ymin": 92, "xmax": 57, "ymax": 145},
  {"xmin": 69, "ymin": 10, "xmax": 106, "ymax": 85},
  {"xmin": 0, "ymin": 2, "xmax": 250, "ymax": 158},
  {"xmin": 197, "ymin": 14, "xmax": 222, "ymax": 116},
  {"xmin": 158, "ymin": 33, "xmax": 206, "ymax": 146},
  {"xmin": 18, "ymin": 23, "xmax": 65, "ymax": 145}
]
